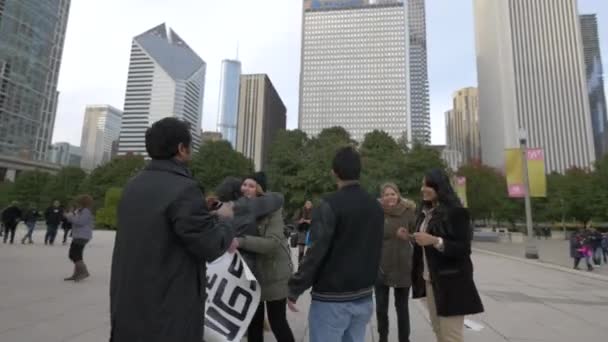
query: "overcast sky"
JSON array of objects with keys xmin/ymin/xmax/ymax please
[{"xmin": 53, "ymin": 0, "xmax": 608, "ymax": 146}]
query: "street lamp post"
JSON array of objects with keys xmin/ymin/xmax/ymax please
[{"xmin": 520, "ymin": 129, "xmax": 539, "ymax": 259}]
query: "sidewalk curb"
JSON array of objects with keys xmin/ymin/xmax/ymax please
[{"xmin": 472, "ymin": 248, "xmax": 608, "ymax": 282}]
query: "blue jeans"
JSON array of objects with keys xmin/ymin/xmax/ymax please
[
  {"xmin": 23, "ymin": 222, "xmax": 36, "ymax": 242},
  {"xmin": 309, "ymin": 297, "xmax": 373, "ymax": 342}
]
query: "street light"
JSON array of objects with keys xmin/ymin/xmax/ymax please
[{"xmin": 519, "ymin": 129, "xmax": 539, "ymax": 259}]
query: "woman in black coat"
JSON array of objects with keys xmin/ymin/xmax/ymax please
[{"xmin": 411, "ymin": 169, "xmax": 484, "ymax": 342}]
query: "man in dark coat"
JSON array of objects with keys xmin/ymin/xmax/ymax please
[
  {"xmin": 2, "ymin": 201, "xmax": 22, "ymax": 244},
  {"xmin": 44, "ymin": 200, "xmax": 63, "ymax": 245},
  {"xmin": 110, "ymin": 118, "xmax": 237, "ymax": 342}
]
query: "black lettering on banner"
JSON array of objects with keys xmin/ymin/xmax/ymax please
[
  {"xmin": 228, "ymin": 253, "xmax": 243, "ymax": 278},
  {"xmin": 213, "ymin": 279, "xmax": 253, "ymax": 321},
  {"xmin": 205, "ymin": 307, "xmax": 240, "ymax": 340}
]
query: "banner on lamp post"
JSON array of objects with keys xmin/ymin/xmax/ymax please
[
  {"xmin": 505, "ymin": 148, "xmax": 547, "ymax": 198},
  {"xmin": 454, "ymin": 176, "xmax": 468, "ymax": 208}
]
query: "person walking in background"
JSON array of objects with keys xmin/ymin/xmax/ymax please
[
  {"xmin": 2, "ymin": 201, "xmax": 22, "ymax": 244},
  {"xmin": 293, "ymin": 200, "xmax": 313, "ymax": 264},
  {"xmin": 601, "ymin": 232, "xmax": 608, "ymax": 264},
  {"xmin": 44, "ymin": 200, "xmax": 63, "ymax": 245},
  {"xmin": 21, "ymin": 204, "xmax": 40, "ymax": 244},
  {"xmin": 411, "ymin": 169, "xmax": 484, "ymax": 342},
  {"xmin": 571, "ymin": 229, "xmax": 594, "ymax": 271},
  {"xmin": 63, "ymin": 195, "xmax": 94, "ymax": 281},
  {"xmin": 110, "ymin": 118, "xmax": 237, "ymax": 342},
  {"xmin": 237, "ymin": 173, "xmax": 295, "ymax": 342},
  {"xmin": 289, "ymin": 147, "xmax": 384, "ymax": 342},
  {"xmin": 61, "ymin": 206, "xmax": 74, "ymax": 245},
  {"xmin": 587, "ymin": 224, "xmax": 603, "ymax": 266},
  {"xmin": 376, "ymin": 183, "xmax": 417, "ymax": 342}
]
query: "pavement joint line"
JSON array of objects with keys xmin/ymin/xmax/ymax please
[{"xmin": 473, "ymin": 248, "xmax": 608, "ymax": 283}]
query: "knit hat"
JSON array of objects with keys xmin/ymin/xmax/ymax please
[
  {"xmin": 245, "ymin": 172, "xmax": 268, "ymax": 192},
  {"xmin": 215, "ymin": 177, "xmax": 242, "ymax": 202}
]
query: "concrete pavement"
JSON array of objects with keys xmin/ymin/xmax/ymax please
[{"xmin": 1, "ymin": 227, "xmax": 607, "ymax": 341}]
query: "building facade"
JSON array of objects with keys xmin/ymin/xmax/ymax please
[
  {"xmin": 474, "ymin": 0, "xmax": 595, "ymax": 173},
  {"xmin": 0, "ymin": 0, "xmax": 71, "ymax": 161},
  {"xmin": 299, "ymin": 0, "xmax": 410, "ymax": 142},
  {"xmin": 407, "ymin": 0, "xmax": 431, "ymax": 144},
  {"xmin": 217, "ymin": 59, "xmax": 241, "ymax": 147},
  {"xmin": 117, "ymin": 23, "xmax": 206, "ymax": 157},
  {"xmin": 580, "ymin": 14, "xmax": 608, "ymax": 161},
  {"xmin": 80, "ymin": 105, "xmax": 123, "ymax": 170},
  {"xmin": 201, "ymin": 131, "xmax": 222, "ymax": 145},
  {"xmin": 236, "ymin": 74, "xmax": 286, "ymax": 171},
  {"xmin": 446, "ymin": 87, "xmax": 480, "ymax": 164},
  {"xmin": 49, "ymin": 142, "xmax": 82, "ymax": 167}
]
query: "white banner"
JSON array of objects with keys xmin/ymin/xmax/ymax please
[{"xmin": 203, "ymin": 252, "xmax": 261, "ymax": 342}]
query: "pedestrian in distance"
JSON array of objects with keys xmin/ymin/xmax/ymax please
[
  {"xmin": 571, "ymin": 229, "xmax": 594, "ymax": 271},
  {"xmin": 237, "ymin": 173, "xmax": 295, "ymax": 342},
  {"xmin": 63, "ymin": 195, "xmax": 94, "ymax": 282},
  {"xmin": 288, "ymin": 146, "xmax": 384, "ymax": 342},
  {"xmin": 2, "ymin": 201, "xmax": 22, "ymax": 244},
  {"xmin": 109, "ymin": 117, "xmax": 237, "ymax": 342},
  {"xmin": 411, "ymin": 169, "xmax": 484, "ymax": 342},
  {"xmin": 21, "ymin": 204, "xmax": 40, "ymax": 244},
  {"xmin": 293, "ymin": 200, "xmax": 313, "ymax": 265},
  {"xmin": 44, "ymin": 200, "xmax": 63, "ymax": 245},
  {"xmin": 61, "ymin": 206, "xmax": 74, "ymax": 245},
  {"xmin": 376, "ymin": 182, "xmax": 417, "ymax": 342}
]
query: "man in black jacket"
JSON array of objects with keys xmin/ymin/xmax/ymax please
[
  {"xmin": 288, "ymin": 147, "xmax": 384, "ymax": 342},
  {"xmin": 110, "ymin": 118, "xmax": 237, "ymax": 342},
  {"xmin": 44, "ymin": 200, "xmax": 63, "ymax": 245},
  {"xmin": 2, "ymin": 202, "xmax": 22, "ymax": 244}
]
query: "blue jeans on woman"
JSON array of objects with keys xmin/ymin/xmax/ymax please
[
  {"xmin": 308, "ymin": 296, "xmax": 373, "ymax": 342},
  {"xmin": 22, "ymin": 222, "xmax": 36, "ymax": 243},
  {"xmin": 45, "ymin": 224, "xmax": 59, "ymax": 245}
]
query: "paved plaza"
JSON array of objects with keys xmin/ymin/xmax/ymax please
[{"xmin": 0, "ymin": 226, "xmax": 607, "ymax": 341}]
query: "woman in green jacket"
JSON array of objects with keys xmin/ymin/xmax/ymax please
[
  {"xmin": 237, "ymin": 174, "xmax": 295, "ymax": 342},
  {"xmin": 376, "ymin": 183, "xmax": 417, "ymax": 342}
]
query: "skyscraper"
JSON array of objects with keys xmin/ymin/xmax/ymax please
[
  {"xmin": 49, "ymin": 142, "xmax": 82, "ymax": 167},
  {"xmin": 117, "ymin": 24, "xmax": 206, "ymax": 157},
  {"xmin": 580, "ymin": 14, "xmax": 608, "ymax": 160},
  {"xmin": 474, "ymin": 0, "xmax": 595, "ymax": 173},
  {"xmin": 299, "ymin": 0, "xmax": 410, "ymax": 142},
  {"xmin": 80, "ymin": 105, "xmax": 123, "ymax": 170},
  {"xmin": 236, "ymin": 74, "xmax": 286, "ymax": 171},
  {"xmin": 217, "ymin": 59, "xmax": 242, "ymax": 147},
  {"xmin": 408, "ymin": 0, "xmax": 431, "ymax": 144},
  {"xmin": 0, "ymin": 0, "xmax": 71, "ymax": 161},
  {"xmin": 446, "ymin": 87, "xmax": 480, "ymax": 164}
]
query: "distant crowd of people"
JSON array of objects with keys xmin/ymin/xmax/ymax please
[
  {"xmin": 107, "ymin": 117, "xmax": 483, "ymax": 342},
  {"xmin": 570, "ymin": 225, "xmax": 608, "ymax": 271},
  {"xmin": 1, "ymin": 196, "xmax": 95, "ymax": 282}
]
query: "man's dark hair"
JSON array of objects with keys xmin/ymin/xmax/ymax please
[
  {"xmin": 332, "ymin": 146, "xmax": 361, "ymax": 181},
  {"xmin": 145, "ymin": 118, "xmax": 192, "ymax": 160}
]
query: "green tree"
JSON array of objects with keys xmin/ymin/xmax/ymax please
[
  {"xmin": 399, "ymin": 143, "xmax": 446, "ymax": 200},
  {"xmin": 266, "ymin": 129, "xmax": 310, "ymax": 212},
  {"xmin": 41, "ymin": 167, "xmax": 86, "ymax": 206},
  {"xmin": 79, "ymin": 155, "xmax": 145, "ymax": 204},
  {"xmin": 560, "ymin": 168, "xmax": 595, "ymax": 225},
  {"xmin": 360, "ymin": 130, "xmax": 406, "ymax": 196},
  {"xmin": 458, "ymin": 163, "xmax": 506, "ymax": 221},
  {"xmin": 95, "ymin": 187, "xmax": 123, "ymax": 230},
  {"xmin": 9, "ymin": 170, "xmax": 52, "ymax": 208},
  {"xmin": 0, "ymin": 181, "xmax": 15, "ymax": 208},
  {"xmin": 191, "ymin": 140, "xmax": 254, "ymax": 192}
]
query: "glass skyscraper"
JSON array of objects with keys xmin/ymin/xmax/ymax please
[
  {"xmin": 117, "ymin": 24, "xmax": 206, "ymax": 156},
  {"xmin": 299, "ymin": 0, "xmax": 410, "ymax": 143},
  {"xmin": 80, "ymin": 105, "xmax": 123, "ymax": 170},
  {"xmin": 217, "ymin": 59, "xmax": 242, "ymax": 147},
  {"xmin": 0, "ymin": 0, "xmax": 71, "ymax": 161},
  {"xmin": 580, "ymin": 14, "xmax": 608, "ymax": 160}
]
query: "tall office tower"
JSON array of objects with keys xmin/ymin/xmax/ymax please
[
  {"xmin": 299, "ymin": 0, "xmax": 410, "ymax": 142},
  {"xmin": 217, "ymin": 59, "xmax": 242, "ymax": 147},
  {"xmin": 49, "ymin": 142, "xmax": 82, "ymax": 167},
  {"xmin": 580, "ymin": 14, "xmax": 608, "ymax": 160},
  {"xmin": 474, "ymin": 0, "xmax": 595, "ymax": 173},
  {"xmin": 117, "ymin": 24, "xmax": 206, "ymax": 156},
  {"xmin": 0, "ymin": 0, "xmax": 71, "ymax": 161},
  {"xmin": 408, "ymin": 0, "xmax": 431, "ymax": 144},
  {"xmin": 80, "ymin": 105, "xmax": 123, "ymax": 170},
  {"xmin": 446, "ymin": 87, "xmax": 481, "ymax": 164},
  {"xmin": 236, "ymin": 74, "xmax": 286, "ymax": 171}
]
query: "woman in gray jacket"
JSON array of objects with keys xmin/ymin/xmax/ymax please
[{"xmin": 64, "ymin": 195, "xmax": 94, "ymax": 282}]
